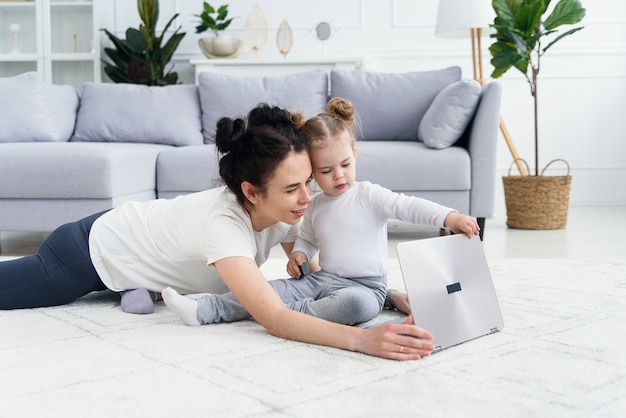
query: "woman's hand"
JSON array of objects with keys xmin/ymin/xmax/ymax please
[
  {"xmin": 443, "ymin": 212, "xmax": 480, "ymax": 238},
  {"xmin": 357, "ymin": 315, "xmax": 434, "ymax": 360},
  {"xmin": 217, "ymin": 257, "xmax": 432, "ymax": 361}
]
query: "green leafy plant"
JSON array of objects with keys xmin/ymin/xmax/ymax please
[
  {"xmin": 489, "ymin": 0, "xmax": 585, "ymax": 175},
  {"xmin": 194, "ymin": 2, "xmax": 236, "ymax": 36},
  {"xmin": 102, "ymin": 0, "xmax": 186, "ymax": 86}
]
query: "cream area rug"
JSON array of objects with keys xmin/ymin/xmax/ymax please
[{"xmin": 1, "ymin": 257, "xmax": 625, "ymax": 418}]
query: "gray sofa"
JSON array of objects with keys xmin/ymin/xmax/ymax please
[{"xmin": 0, "ymin": 67, "xmax": 501, "ymax": 235}]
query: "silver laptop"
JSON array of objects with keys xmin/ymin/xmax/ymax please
[{"xmin": 395, "ymin": 234, "xmax": 504, "ymax": 352}]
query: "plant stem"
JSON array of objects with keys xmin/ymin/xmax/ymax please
[
  {"xmin": 533, "ymin": 68, "xmax": 539, "ymax": 176},
  {"xmin": 532, "ymin": 22, "xmax": 542, "ymax": 177}
]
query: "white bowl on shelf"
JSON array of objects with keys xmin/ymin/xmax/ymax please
[{"xmin": 198, "ymin": 37, "xmax": 243, "ymax": 59}]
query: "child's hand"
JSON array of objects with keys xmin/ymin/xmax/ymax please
[
  {"xmin": 287, "ymin": 251, "xmax": 308, "ymax": 278},
  {"xmin": 443, "ymin": 212, "xmax": 480, "ymax": 238},
  {"xmin": 389, "ymin": 290, "xmax": 411, "ymax": 314}
]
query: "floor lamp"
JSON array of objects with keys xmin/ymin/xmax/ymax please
[{"xmin": 435, "ymin": 0, "xmax": 527, "ymax": 176}]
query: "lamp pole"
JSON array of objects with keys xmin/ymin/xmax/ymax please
[
  {"xmin": 436, "ymin": 0, "xmax": 527, "ymax": 176},
  {"xmin": 469, "ymin": 27, "xmax": 527, "ymax": 176}
]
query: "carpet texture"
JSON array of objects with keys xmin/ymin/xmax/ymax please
[{"xmin": 1, "ymin": 258, "xmax": 625, "ymax": 418}]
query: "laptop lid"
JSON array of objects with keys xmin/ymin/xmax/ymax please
[{"xmin": 396, "ymin": 234, "xmax": 504, "ymax": 352}]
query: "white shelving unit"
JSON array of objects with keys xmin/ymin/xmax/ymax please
[
  {"xmin": 0, "ymin": 0, "xmax": 100, "ymax": 90},
  {"xmin": 189, "ymin": 57, "xmax": 377, "ymax": 84}
]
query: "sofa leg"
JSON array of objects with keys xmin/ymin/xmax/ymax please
[{"xmin": 477, "ymin": 217, "xmax": 485, "ymax": 241}]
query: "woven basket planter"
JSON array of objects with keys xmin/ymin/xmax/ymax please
[{"xmin": 503, "ymin": 159, "xmax": 572, "ymax": 230}]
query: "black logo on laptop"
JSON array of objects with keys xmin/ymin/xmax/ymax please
[{"xmin": 446, "ymin": 282, "xmax": 462, "ymax": 294}]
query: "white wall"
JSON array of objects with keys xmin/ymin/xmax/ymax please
[{"xmin": 100, "ymin": 0, "xmax": 626, "ymax": 207}]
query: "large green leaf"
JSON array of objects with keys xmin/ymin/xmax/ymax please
[
  {"xmin": 138, "ymin": 0, "xmax": 157, "ymax": 33},
  {"xmin": 139, "ymin": 24, "xmax": 154, "ymax": 52},
  {"xmin": 160, "ymin": 32, "xmax": 185, "ymax": 66},
  {"xmin": 103, "ymin": 29, "xmax": 135, "ymax": 58},
  {"xmin": 542, "ymin": 26, "xmax": 584, "ymax": 53},
  {"xmin": 489, "ymin": 42, "xmax": 528, "ymax": 78},
  {"xmin": 103, "ymin": 47, "xmax": 130, "ymax": 70},
  {"xmin": 216, "ymin": 19, "xmax": 234, "ymax": 31},
  {"xmin": 126, "ymin": 28, "xmax": 147, "ymax": 53},
  {"xmin": 216, "ymin": 5, "xmax": 229, "ymax": 21},
  {"xmin": 515, "ymin": 0, "xmax": 544, "ymax": 36},
  {"xmin": 544, "ymin": 0, "xmax": 586, "ymax": 29},
  {"xmin": 203, "ymin": 2, "xmax": 215, "ymax": 14},
  {"xmin": 492, "ymin": 0, "xmax": 520, "ymax": 23},
  {"xmin": 155, "ymin": 13, "xmax": 180, "ymax": 50},
  {"xmin": 104, "ymin": 65, "xmax": 131, "ymax": 84}
]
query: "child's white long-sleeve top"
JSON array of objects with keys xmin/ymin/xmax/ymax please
[{"xmin": 292, "ymin": 181, "xmax": 454, "ymax": 278}]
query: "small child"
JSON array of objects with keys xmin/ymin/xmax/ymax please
[{"xmin": 163, "ymin": 98, "xmax": 479, "ymax": 326}]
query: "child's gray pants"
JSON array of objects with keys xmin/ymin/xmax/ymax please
[{"xmin": 196, "ymin": 270, "xmax": 387, "ymax": 325}]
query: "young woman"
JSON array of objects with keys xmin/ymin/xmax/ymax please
[
  {"xmin": 0, "ymin": 103, "xmax": 434, "ymax": 360},
  {"xmin": 162, "ymin": 98, "xmax": 479, "ymax": 339}
]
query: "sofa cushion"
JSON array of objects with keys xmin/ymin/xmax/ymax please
[
  {"xmin": 72, "ymin": 83, "xmax": 203, "ymax": 146},
  {"xmin": 330, "ymin": 67, "xmax": 462, "ymax": 141},
  {"xmin": 355, "ymin": 141, "xmax": 471, "ymax": 191},
  {"xmin": 156, "ymin": 145, "xmax": 221, "ymax": 198},
  {"xmin": 0, "ymin": 142, "xmax": 170, "ymax": 199},
  {"xmin": 45, "ymin": 84, "xmax": 80, "ymax": 141},
  {"xmin": 0, "ymin": 72, "xmax": 59, "ymax": 143},
  {"xmin": 419, "ymin": 79, "xmax": 482, "ymax": 149},
  {"xmin": 198, "ymin": 70, "xmax": 328, "ymax": 142}
]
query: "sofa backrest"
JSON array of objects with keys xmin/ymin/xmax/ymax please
[
  {"xmin": 0, "ymin": 72, "xmax": 78, "ymax": 143},
  {"xmin": 197, "ymin": 70, "xmax": 329, "ymax": 143},
  {"xmin": 71, "ymin": 83, "xmax": 204, "ymax": 146},
  {"xmin": 45, "ymin": 84, "xmax": 80, "ymax": 142},
  {"xmin": 330, "ymin": 66, "xmax": 462, "ymax": 141}
]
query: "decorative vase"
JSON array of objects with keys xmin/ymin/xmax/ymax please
[
  {"xmin": 276, "ymin": 19, "xmax": 293, "ymax": 58},
  {"xmin": 211, "ymin": 36, "xmax": 234, "ymax": 56},
  {"xmin": 198, "ymin": 37, "xmax": 243, "ymax": 59},
  {"xmin": 502, "ymin": 159, "xmax": 572, "ymax": 230},
  {"xmin": 244, "ymin": 3, "xmax": 268, "ymax": 57}
]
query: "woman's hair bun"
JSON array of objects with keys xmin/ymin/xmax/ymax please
[{"xmin": 215, "ymin": 117, "xmax": 246, "ymax": 154}]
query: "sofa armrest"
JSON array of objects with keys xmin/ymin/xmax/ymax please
[{"xmin": 466, "ymin": 82, "xmax": 502, "ymax": 218}]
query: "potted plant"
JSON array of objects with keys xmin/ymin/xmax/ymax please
[
  {"xmin": 194, "ymin": 2, "xmax": 241, "ymax": 58},
  {"xmin": 489, "ymin": 0, "xmax": 586, "ymax": 229},
  {"xmin": 102, "ymin": 0, "xmax": 185, "ymax": 85}
]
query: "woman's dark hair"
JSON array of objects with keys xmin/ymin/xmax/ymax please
[{"xmin": 215, "ymin": 103, "xmax": 308, "ymax": 206}]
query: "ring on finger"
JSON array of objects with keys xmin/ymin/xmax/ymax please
[{"xmin": 399, "ymin": 346, "xmax": 404, "ymax": 353}]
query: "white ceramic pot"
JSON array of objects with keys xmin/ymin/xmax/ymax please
[
  {"xmin": 198, "ymin": 37, "xmax": 243, "ymax": 59},
  {"xmin": 211, "ymin": 36, "xmax": 235, "ymax": 56}
]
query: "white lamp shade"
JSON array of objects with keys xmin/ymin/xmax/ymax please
[{"xmin": 435, "ymin": 0, "xmax": 494, "ymax": 38}]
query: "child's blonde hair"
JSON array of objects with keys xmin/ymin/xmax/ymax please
[{"xmin": 301, "ymin": 97, "xmax": 360, "ymax": 151}]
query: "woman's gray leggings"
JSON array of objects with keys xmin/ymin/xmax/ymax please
[{"xmin": 196, "ymin": 270, "xmax": 387, "ymax": 326}]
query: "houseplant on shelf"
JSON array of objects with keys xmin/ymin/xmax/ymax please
[
  {"xmin": 489, "ymin": 0, "xmax": 585, "ymax": 229},
  {"xmin": 102, "ymin": 0, "xmax": 185, "ymax": 86},
  {"xmin": 194, "ymin": 2, "xmax": 242, "ymax": 58}
]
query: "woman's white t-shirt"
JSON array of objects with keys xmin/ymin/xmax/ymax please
[{"xmin": 89, "ymin": 187, "xmax": 298, "ymax": 294}]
